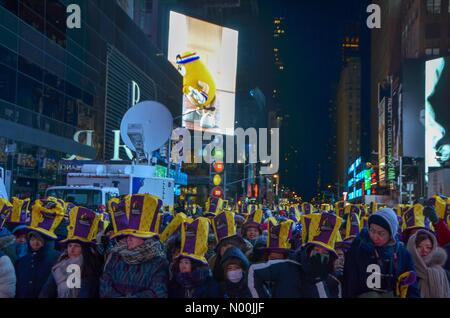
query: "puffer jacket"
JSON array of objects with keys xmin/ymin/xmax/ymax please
[
  {"xmin": 0, "ymin": 251, "xmax": 16, "ymax": 298},
  {"xmin": 15, "ymin": 240, "xmax": 60, "ymax": 298}
]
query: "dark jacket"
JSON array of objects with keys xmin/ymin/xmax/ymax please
[
  {"xmin": 169, "ymin": 266, "xmax": 221, "ymax": 298},
  {"xmin": 343, "ymin": 228, "xmax": 420, "ymax": 298},
  {"xmin": 248, "ymin": 259, "xmax": 341, "ymax": 298},
  {"xmin": 220, "ymin": 247, "xmax": 252, "ymax": 298},
  {"xmin": 221, "ymin": 275, "xmax": 253, "ymax": 298},
  {"xmin": 444, "ymin": 244, "xmax": 450, "ymax": 272},
  {"xmin": 15, "ymin": 240, "xmax": 60, "ymax": 298}
]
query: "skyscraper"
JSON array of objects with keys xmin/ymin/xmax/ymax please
[{"xmin": 336, "ymin": 32, "xmax": 362, "ymax": 194}]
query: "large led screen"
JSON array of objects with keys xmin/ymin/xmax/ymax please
[
  {"xmin": 425, "ymin": 57, "xmax": 450, "ymax": 178},
  {"xmin": 168, "ymin": 11, "xmax": 238, "ymax": 135}
]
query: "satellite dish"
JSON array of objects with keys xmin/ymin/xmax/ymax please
[{"xmin": 120, "ymin": 101, "xmax": 173, "ymax": 157}]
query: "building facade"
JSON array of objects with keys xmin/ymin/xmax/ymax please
[
  {"xmin": 0, "ymin": 0, "xmax": 181, "ymax": 198},
  {"xmin": 336, "ymin": 34, "xmax": 362, "ymax": 195}
]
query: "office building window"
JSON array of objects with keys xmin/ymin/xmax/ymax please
[
  {"xmin": 0, "ymin": 64, "xmax": 17, "ymax": 104},
  {"xmin": 427, "ymin": 0, "xmax": 441, "ymax": 14},
  {"xmin": 426, "ymin": 47, "xmax": 440, "ymax": 56}
]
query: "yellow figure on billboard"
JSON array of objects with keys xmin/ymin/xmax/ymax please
[
  {"xmin": 176, "ymin": 51, "xmax": 216, "ymax": 108},
  {"xmin": 176, "ymin": 52, "xmax": 217, "ymax": 128}
]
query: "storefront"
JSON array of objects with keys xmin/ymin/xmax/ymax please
[{"xmin": 0, "ymin": 137, "xmax": 65, "ymax": 199}]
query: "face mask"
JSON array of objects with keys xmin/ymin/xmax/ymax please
[
  {"xmin": 227, "ymin": 269, "xmax": 244, "ymax": 283},
  {"xmin": 16, "ymin": 242, "xmax": 28, "ymax": 258}
]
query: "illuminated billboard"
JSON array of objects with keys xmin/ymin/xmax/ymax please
[
  {"xmin": 347, "ymin": 157, "xmax": 373, "ymax": 201},
  {"xmin": 425, "ymin": 57, "xmax": 450, "ymax": 178},
  {"xmin": 168, "ymin": 11, "xmax": 238, "ymax": 135}
]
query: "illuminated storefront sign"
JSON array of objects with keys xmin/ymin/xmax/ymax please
[{"xmin": 347, "ymin": 157, "xmax": 373, "ymax": 200}]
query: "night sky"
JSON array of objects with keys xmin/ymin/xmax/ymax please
[{"xmin": 259, "ymin": 0, "xmax": 369, "ymax": 200}]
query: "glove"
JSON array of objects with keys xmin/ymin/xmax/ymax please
[{"xmin": 423, "ymin": 206, "xmax": 439, "ymax": 224}]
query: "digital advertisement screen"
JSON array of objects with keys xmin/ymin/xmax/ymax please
[
  {"xmin": 402, "ymin": 60, "xmax": 425, "ymax": 158},
  {"xmin": 425, "ymin": 57, "xmax": 450, "ymax": 178},
  {"xmin": 168, "ymin": 11, "xmax": 238, "ymax": 135}
]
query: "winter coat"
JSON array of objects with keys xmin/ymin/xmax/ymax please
[
  {"xmin": 169, "ymin": 266, "xmax": 221, "ymax": 298},
  {"xmin": 39, "ymin": 254, "xmax": 101, "ymax": 298},
  {"xmin": 248, "ymin": 259, "xmax": 341, "ymax": 298},
  {"xmin": 221, "ymin": 275, "xmax": 253, "ymax": 298},
  {"xmin": 0, "ymin": 228, "xmax": 18, "ymax": 264},
  {"xmin": 210, "ymin": 236, "xmax": 253, "ymax": 282},
  {"xmin": 406, "ymin": 230, "xmax": 450, "ymax": 298},
  {"xmin": 15, "ymin": 240, "xmax": 60, "ymax": 298},
  {"xmin": 220, "ymin": 247, "xmax": 252, "ymax": 298},
  {"xmin": 343, "ymin": 228, "xmax": 420, "ymax": 298},
  {"xmin": 100, "ymin": 243, "xmax": 169, "ymax": 298},
  {"xmin": 0, "ymin": 252, "xmax": 16, "ymax": 298}
]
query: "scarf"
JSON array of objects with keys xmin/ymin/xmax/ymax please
[
  {"xmin": 0, "ymin": 235, "xmax": 15, "ymax": 250},
  {"xmin": 407, "ymin": 229, "xmax": 450, "ymax": 298},
  {"xmin": 52, "ymin": 255, "xmax": 84, "ymax": 298},
  {"xmin": 113, "ymin": 238, "xmax": 166, "ymax": 265}
]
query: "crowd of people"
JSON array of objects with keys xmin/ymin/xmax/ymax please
[{"xmin": 0, "ymin": 194, "xmax": 449, "ymax": 298}]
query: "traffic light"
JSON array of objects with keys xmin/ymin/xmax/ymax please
[{"xmin": 211, "ymin": 160, "xmax": 225, "ymax": 198}]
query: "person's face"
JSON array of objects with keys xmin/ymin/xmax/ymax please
[
  {"xmin": 335, "ymin": 249, "xmax": 345, "ymax": 268},
  {"xmin": 417, "ymin": 239, "xmax": 433, "ymax": 258},
  {"xmin": 226, "ymin": 263, "xmax": 242, "ymax": 273},
  {"xmin": 15, "ymin": 233, "xmax": 27, "ymax": 244},
  {"xmin": 268, "ymin": 252, "xmax": 286, "ymax": 260},
  {"xmin": 246, "ymin": 227, "xmax": 260, "ymax": 241},
  {"xmin": 29, "ymin": 237, "xmax": 44, "ymax": 251},
  {"xmin": 219, "ymin": 243, "xmax": 234, "ymax": 257},
  {"xmin": 67, "ymin": 243, "xmax": 82, "ymax": 258},
  {"xmin": 179, "ymin": 258, "xmax": 192, "ymax": 273},
  {"xmin": 126, "ymin": 236, "xmax": 145, "ymax": 250},
  {"xmin": 369, "ymin": 224, "xmax": 390, "ymax": 247},
  {"xmin": 309, "ymin": 246, "xmax": 330, "ymax": 257}
]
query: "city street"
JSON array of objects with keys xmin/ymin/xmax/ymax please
[{"xmin": 0, "ymin": 0, "xmax": 449, "ymax": 305}]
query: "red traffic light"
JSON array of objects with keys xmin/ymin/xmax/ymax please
[
  {"xmin": 213, "ymin": 161, "xmax": 225, "ymax": 173},
  {"xmin": 211, "ymin": 186, "xmax": 223, "ymax": 198}
]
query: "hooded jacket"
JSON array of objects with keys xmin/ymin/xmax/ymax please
[
  {"xmin": 343, "ymin": 228, "xmax": 420, "ymax": 298},
  {"xmin": 14, "ymin": 238, "xmax": 60, "ymax": 298},
  {"xmin": 0, "ymin": 251, "xmax": 16, "ymax": 298},
  {"xmin": 210, "ymin": 236, "xmax": 253, "ymax": 282},
  {"xmin": 220, "ymin": 247, "xmax": 252, "ymax": 298},
  {"xmin": 406, "ymin": 229, "xmax": 450, "ymax": 298}
]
